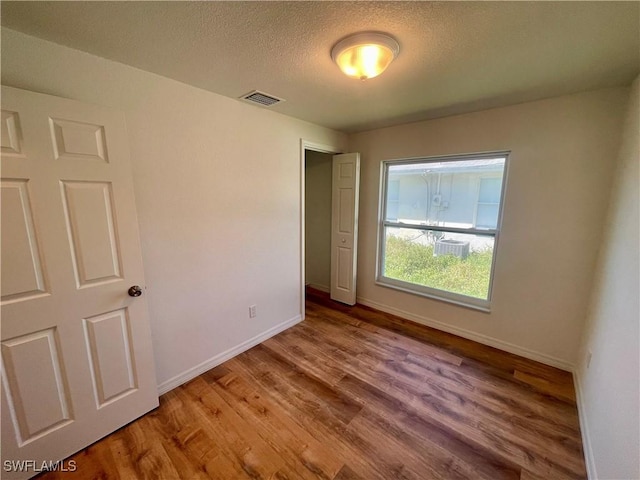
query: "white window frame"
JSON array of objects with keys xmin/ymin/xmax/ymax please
[{"xmin": 376, "ymin": 151, "xmax": 510, "ymax": 312}]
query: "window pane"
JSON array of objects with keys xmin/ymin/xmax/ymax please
[
  {"xmin": 383, "ymin": 227, "xmax": 495, "ymax": 300},
  {"xmin": 387, "ymin": 180, "xmax": 400, "ymax": 221},
  {"xmin": 478, "ymin": 177, "xmax": 502, "ymax": 203},
  {"xmin": 476, "ymin": 204, "xmax": 499, "ymax": 229},
  {"xmin": 386, "ymin": 158, "xmax": 505, "ymax": 229}
]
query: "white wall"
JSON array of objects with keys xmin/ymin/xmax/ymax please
[
  {"xmin": 1, "ymin": 29, "xmax": 347, "ymax": 390},
  {"xmin": 348, "ymin": 88, "xmax": 629, "ymax": 368},
  {"xmin": 305, "ymin": 150, "xmax": 332, "ymax": 291},
  {"xmin": 575, "ymin": 76, "xmax": 639, "ymax": 480}
]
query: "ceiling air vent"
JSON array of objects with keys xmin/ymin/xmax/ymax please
[{"xmin": 240, "ymin": 90, "xmax": 284, "ymax": 107}]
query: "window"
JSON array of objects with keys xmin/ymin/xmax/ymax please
[{"xmin": 377, "ymin": 152, "xmax": 508, "ymax": 311}]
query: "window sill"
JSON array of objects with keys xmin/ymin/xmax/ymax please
[{"xmin": 375, "ymin": 277, "xmax": 492, "ymax": 313}]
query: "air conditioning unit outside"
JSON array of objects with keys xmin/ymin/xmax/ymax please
[{"xmin": 434, "ymin": 239, "xmax": 470, "ymax": 259}]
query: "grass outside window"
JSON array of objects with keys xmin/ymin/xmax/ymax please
[{"xmin": 384, "ymin": 234, "xmax": 494, "ymax": 300}]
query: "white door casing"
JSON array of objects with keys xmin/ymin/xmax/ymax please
[
  {"xmin": 1, "ymin": 87, "xmax": 158, "ymax": 479},
  {"xmin": 330, "ymin": 153, "xmax": 360, "ymax": 305}
]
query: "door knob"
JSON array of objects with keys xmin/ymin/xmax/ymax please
[{"xmin": 128, "ymin": 285, "xmax": 143, "ymax": 297}]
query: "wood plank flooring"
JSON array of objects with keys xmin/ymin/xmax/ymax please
[{"xmin": 38, "ymin": 289, "xmax": 586, "ymax": 479}]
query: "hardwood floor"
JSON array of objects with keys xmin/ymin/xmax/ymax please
[{"xmin": 38, "ymin": 290, "xmax": 586, "ymax": 479}]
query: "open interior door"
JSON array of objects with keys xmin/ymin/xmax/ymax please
[
  {"xmin": 1, "ymin": 86, "xmax": 158, "ymax": 479},
  {"xmin": 330, "ymin": 153, "xmax": 360, "ymax": 305}
]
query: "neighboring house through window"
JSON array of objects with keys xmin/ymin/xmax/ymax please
[
  {"xmin": 475, "ymin": 176, "xmax": 502, "ymax": 229},
  {"xmin": 378, "ymin": 152, "xmax": 509, "ymax": 310}
]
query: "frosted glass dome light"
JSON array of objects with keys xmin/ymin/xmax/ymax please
[{"xmin": 331, "ymin": 32, "xmax": 400, "ymax": 80}]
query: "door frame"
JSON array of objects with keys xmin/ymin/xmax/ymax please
[{"xmin": 299, "ymin": 139, "xmax": 342, "ymax": 319}]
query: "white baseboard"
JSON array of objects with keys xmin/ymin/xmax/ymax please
[
  {"xmin": 356, "ymin": 296, "xmax": 575, "ymax": 372},
  {"xmin": 157, "ymin": 314, "xmax": 302, "ymax": 396},
  {"xmin": 572, "ymin": 369, "xmax": 596, "ymax": 480}
]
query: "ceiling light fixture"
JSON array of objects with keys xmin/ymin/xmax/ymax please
[{"xmin": 331, "ymin": 32, "xmax": 400, "ymax": 80}]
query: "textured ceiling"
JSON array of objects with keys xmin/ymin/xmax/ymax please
[{"xmin": 2, "ymin": 1, "xmax": 639, "ymax": 132}]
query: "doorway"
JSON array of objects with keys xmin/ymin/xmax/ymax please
[
  {"xmin": 300, "ymin": 141, "xmax": 361, "ymax": 316},
  {"xmin": 305, "ymin": 149, "xmax": 333, "ymax": 294},
  {"xmin": 300, "ymin": 141, "xmax": 340, "ymax": 318}
]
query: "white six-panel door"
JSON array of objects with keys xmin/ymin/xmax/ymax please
[
  {"xmin": 330, "ymin": 153, "xmax": 360, "ymax": 305},
  {"xmin": 1, "ymin": 87, "xmax": 158, "ymax": 479}
]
